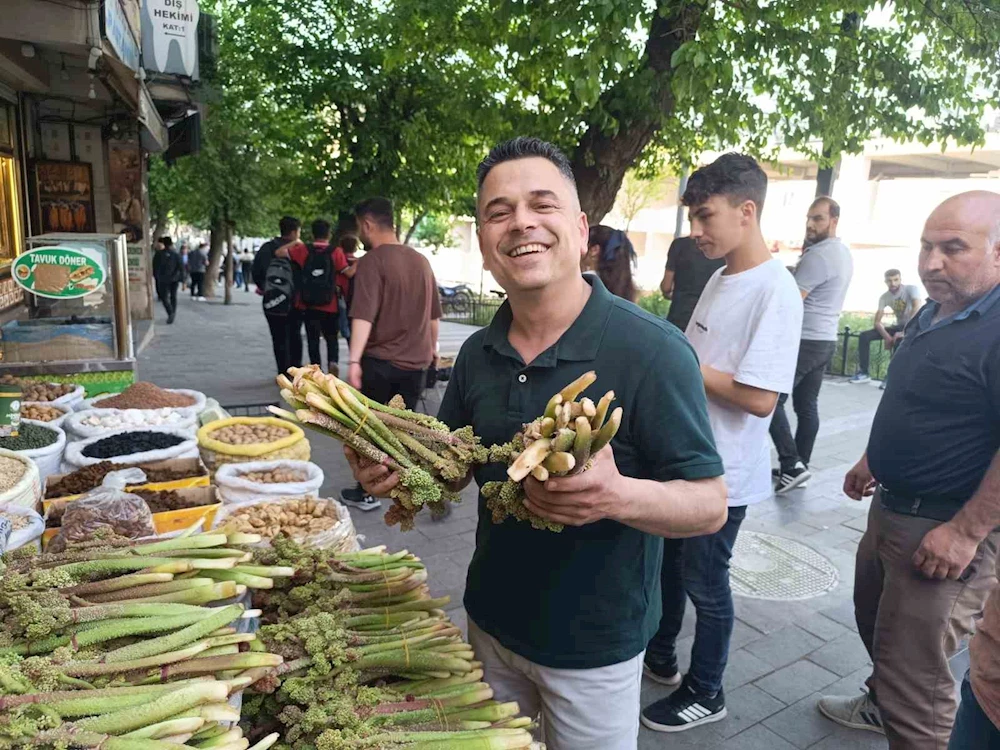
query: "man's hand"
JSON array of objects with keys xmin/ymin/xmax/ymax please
[
  {"xmin": 893, "ymin": 331, "xmax": 905, "ymax": 344},
  {"xmin": 348, "ymin": 362, "xmax": 363, "ymax": 389},
  {"xmin": 344, "ymin": 446, "xmax": 398, "ymax": 498},
  {"xmin": 913, "ymin": 523, "xmax": 980, "ymax": 580},
  {"xmin": 522, "ymin": 447, "xmax": 626, "ymax": 527},
  {"xmin": 844, "ymin": 455, "xmax": 876, "ymax": 501}
]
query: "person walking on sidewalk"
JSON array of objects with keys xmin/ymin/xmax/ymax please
[
  {"xmin": 660, "ymin": 235, "xmax": 725, "ymax": 332},
  {"xmin": 253, "ymin": 216, "xmax": 305, "ymax": 375},
  {"xmin": 336, "ymin": 234, "xmax": 359, "ymax": 342},
  {"xmin": 849, "ymin": 269, "xmax": 922, "ymax": 384},
  {"xmin": 950, "ymin": 586, "xmax": 1000, "ymax": 749},
  {"xmin": 641, "ymin": 154, "xmax": 803, "ymax": 733},
  {"xmin": 240, "ymin": 247, "xmax": 254, "ymax": 292},
  {"xmin": 344, "ymin": 137, "xmax": 728, "ymax": 750},
  {"xmin": 340, "ymin": 197, "xmax": 441, "ymax": 513},
  {"xmin": 818, "ymin": 191, "xmax": 1000, "ymax": 750},
  {"xmin": 770, "ymin": 197, "xmax": 853, "ymax": 493},
  {"xmin": 288, "ymin": 218, "xmax": 348, "ymax": 375},
  {"xmin": 188, "ymin": 242, "xmax": 208, "ymax": 300},
  {"xmin": 152, "ymin": 236, "xmax": 183, "ymax": 324}
]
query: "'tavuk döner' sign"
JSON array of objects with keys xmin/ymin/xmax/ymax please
[{"xmin": 11, "ymin": 245, "xmax": 107, "ymax": 300}]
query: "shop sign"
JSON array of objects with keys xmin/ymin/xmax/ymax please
[
  {"xmin": 103, "ymin": 0, "xmax": 141, "ymax": 72},
  {"xmin": 126, "ymin": 243, "xmax": 145, "ymax": 282},
  {"xmin": 142, "ymin": 0, "xmax": 200, "ymax": 78},
  {"xmin": 11, "ymin": 245, "xmax": 107, "ymax": 300}
]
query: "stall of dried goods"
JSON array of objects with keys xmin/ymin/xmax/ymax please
[
  {"xmin": 19, "ymin": 403, "xmax": 68, "ymax": 424},
  {"xmin": 197, "ymin": 417, "xmax": 309, "ymax": 470},
  {"xmin": 45, "ymin": 459, "xmax": 209, "ymax": 499},
  {"xmin": 273, "ymin": 366, "xmax": 487, "ymax": 530},
  {"xmin": 483, "ymin": 371, "xmax": 622, "ymax": 532}
]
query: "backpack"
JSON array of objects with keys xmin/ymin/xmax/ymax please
[
  {"xmin": 262, "ymin": 254, "xmax": 296, "ymax": 316},
  {"xmin": 298, "ymin": 243, "xmax": 336, "ymax": 307}
]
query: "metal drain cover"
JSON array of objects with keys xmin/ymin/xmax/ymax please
[{"xmin": 731, "ymin": 531, "xmax": 839, "ymax": 601}]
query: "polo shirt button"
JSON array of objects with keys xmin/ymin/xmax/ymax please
[{"xmin": 518, "ymin": 374, "xmax": 527, "ymax": 384}]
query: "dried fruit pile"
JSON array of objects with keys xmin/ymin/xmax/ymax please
[
  {"xmin": 272, "ymin": 366, "xmax": 487, "ymax": 530},
  {"xmin": 239, "ymin": 468, "xmax": 307, "ymax": 484},
  {"xmin": 483, "ymin": 371, "xmax": 622, "ymax": 531},
  {"xmin": 46, "ymin": 461, "xmax": 207, "ymax": 499},
  {"xmin": 81, "ymin": 431, "xmax": 185, "ymax": 460},
  {"xmin": 20, "ymin": 404, "xmax": 64, "ymax": 423}
]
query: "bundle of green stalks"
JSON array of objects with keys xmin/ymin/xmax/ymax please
[
  {"xmin": 271, "ymin": 366, "xmax": 487, "ymax": 530},
  {"xmin": 483, "ymin": 371, "xmax": 622, "ymax": 532},
  {"xmin": 240, "ymin": 542, "xmax": 539, "ymax": 750}
]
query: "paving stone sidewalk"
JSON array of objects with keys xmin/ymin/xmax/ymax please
[{"xmin": 139, "ymin": 292, "xmax": 921, "ymax": 749}]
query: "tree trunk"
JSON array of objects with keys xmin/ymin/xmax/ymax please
[
  {"xmin": 150, "ymin": 207, "xmax": 169, "ymax": 245},
  {"xmin": 224, "ymin": 220, "xmax": 234, "ymax": 305},
  {"xmin": 403, "ymin": 209, "xmax": 428, "ymax": 245},
  {"xmin": 571, "ymin": 2, "xmax": 703, "ymax": 223},
  {"xmin": 205, "ymin": 213, "xmax": 226, "ymax": 299}
]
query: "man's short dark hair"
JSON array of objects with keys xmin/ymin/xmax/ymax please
[
  {"xmin": 885, "ymin": 268, "xmax": 901, "ymax": 279},
  {"xmin": 158, "ymin": 236, "xmax": 173, "ymax": 248},
  {"xmin": 311, "ymin": 219, "xmax": 331, "ymax": 240},
  {"xmin": 477, "ymin": 137, "xmax": 576, "ymax": 189},
  {"xmin": 811, "ymin": 196, "xmax": 841, "ymax": 219},
  {"xmin": 279, "ymin": 216, "xmax": 301, "ymax": 236},
  {"xmin": 683, "ymin": 153, "xmax": 768, "ymax": 218},
  {"xmin": 354, "ymin": 198, "xmax": 395, "ymax": 230}
]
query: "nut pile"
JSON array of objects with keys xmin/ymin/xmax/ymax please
[
  {"xmin": 76, "ymin": 408, "xmax": 190, "ymax": 431},
  {"xmin": 240, "ymin": 468, "xmax": 308, "ymax": 484},
  {"xmin": 0, "ymin": 511, "xmax": 32, "ymax": 531},
  {"xmin": 81, "ymin": 431, "xmax": 185, "ymax": 460},
  {"xmin": 45, "ymin": 460, "xmax": 207, "ymax": 498},
  {"xmin": 0, "ymin": 376, "xmax": 74, "ymax": 403},
  {"xmin": 209, "ymin": 423, "xmax": 291, "ymax": 445},
  {"xmin": 21, "ymin": 404, "xmax": 65, "ymax": 422},
  {"xmin": 0, "ymin": 456, "xmax": 26, "ymax": 492},
  {"xmin": 0, "ymin": 423, "xmax": 58, "ymax": 452},
  {"xmin": 95, "ymin": 382, "xmax": 195, "ymax": 409},
  {"xmin": 222, "ymin": 497, "xmax": 340, "ymax": 538}
]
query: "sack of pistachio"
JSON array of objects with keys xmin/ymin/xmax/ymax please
[{"xmin": 197, "ymin": 417, "xmax": 309, "ymax": 471}]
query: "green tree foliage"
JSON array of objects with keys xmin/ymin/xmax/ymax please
[{"xmin": 412, "ymin": 213, "xmax": 457, "ymax": 253}]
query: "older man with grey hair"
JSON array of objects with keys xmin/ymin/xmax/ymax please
[{"xmin": 818, "ymin": 191, "xmax": 1000, "ymax": 750}]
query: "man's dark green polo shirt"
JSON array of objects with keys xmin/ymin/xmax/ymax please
[{"xmin": 438, "ymin": 276, "xmax": 723, "ymax": 669}]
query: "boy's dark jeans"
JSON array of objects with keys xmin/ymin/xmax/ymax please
[{"xmin": 646, "ymin": 505, "xmax": 747, "ymax": 697}]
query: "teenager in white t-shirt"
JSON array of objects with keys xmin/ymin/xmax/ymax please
[{"xmin": 642, "ymin": 153, "xmax": 804, "ymax": 733}]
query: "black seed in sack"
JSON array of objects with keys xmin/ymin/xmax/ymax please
[
  {"xmin": 0, "ymin": 423, "xmax": 58, "ymax": 451},
  {"xmin": 82, "ymin": 431, "xmax": 185, "ymax": 459}
]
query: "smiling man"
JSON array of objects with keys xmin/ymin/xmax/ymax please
[
  {"xmin": 344, "ymin": 137, "xmax": 727, "ymax": 749},
  {"xmin": 818, "ymin": 191, "xmax": 1000, "ymax": 749}
]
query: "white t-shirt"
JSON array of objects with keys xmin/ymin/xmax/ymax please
[{"xmin": 686, "ymin": 259, "xmax": 804, "ymax": 507}]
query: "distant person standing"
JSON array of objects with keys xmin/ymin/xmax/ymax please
[
  {"xmin": 849, "ymin": 269, "xmax": 923, "ymax": 384},
  {"xmin": 340, "ymin": 197, "xmax": 442, "ymax": 512},
  {"xmin": 336, "ymin": 234, "xmax": 359, "ymax": 342},
  {"xmin": 253, "ymin": 216, "xmax": 305, "ymax": 375},
  {"xmin": 188, "ymin": 242, "xmax": 208, "ymax": 300},
  {"xmin": 152, "ymin": 236, "xmax": 183, "ymax": 325},
  {"xmin": 288, "ymin": 219, "xmax": 349, "ymax": 375},
  {"xmin": 770, "ymin": 197, "xmax": 853, "ymax": 493},
  {"xmin": 180, "ymin": 245, "xmax": 190, "ymax": 291},
  {"xmin": 240, "ymin": 247, "xmax": 255, "ymax": 292},
  {"xmin": 660, "ymin": 236, "xmax": 725, "ymax": 331},
  {"xmin": 585, "ymin": 225, "xmax": 638, "ymax": 302}
]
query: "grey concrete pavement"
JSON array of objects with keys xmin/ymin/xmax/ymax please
[{"xmin": 139, "ymin": 291, "xmax": 917, "ymax": 749}]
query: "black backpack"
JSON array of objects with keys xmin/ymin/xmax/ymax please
[
  {"xmin": 262, "ymin": 254, "xmax": 296, "ymax": 316},
  {"xmin": 298, "ymin": 244, "xmax": 336, "ymax": 307}
]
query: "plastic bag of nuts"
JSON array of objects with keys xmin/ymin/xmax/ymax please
[{"xmin": 212, "ymin": 495, "xmax": 358, "ymax": 551}]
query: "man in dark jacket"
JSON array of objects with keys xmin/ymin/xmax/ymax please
[
  {"xmin": 188, "ymin": 242, "xmax": 208, "ymax": 300},
  {"xmin": 253, "ymin": 216, "xmax": 304, "ymax": 374},
  {"xmin": 152, "ymin": 236, "xmax": 183, "ymax": 324}
]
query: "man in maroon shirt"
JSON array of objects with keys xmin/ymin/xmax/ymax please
[{"xmin": 340, "ymin": 197, "xmax": 442, "ymax": 511}]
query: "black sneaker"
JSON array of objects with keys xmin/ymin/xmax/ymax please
[
  {"xmin": 643, "ymin": 657, "xmax": 681, "ymax": 686},
  {"xmin": 641, "ymin": 680, "xmax": 727, "ymax": 733},
  {"xmin": 340, "ymin": 486, "xmax": 381, "ymax": 512},
  {"xmin": 775, "ymin": 462, "xmax": 811, "ymax": 494}
]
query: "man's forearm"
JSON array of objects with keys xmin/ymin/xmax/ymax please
[
  {"xmin": 701, "ymin": 365, "xmax": 778, "ymax": 418},
  {"xmin": 616, "ymin": 475, "xmax": 727, "ymax": 538},
  {"xmin": 349, "ymin": 319, "xmax": 373, "ymax": 363},
  {"xmin": 948, "ymin": 452, "xmax": 1000, "ymax": 541},
  {"xmin": 430, "ymin": 319, "xmax": 439, "ymax": 358}
]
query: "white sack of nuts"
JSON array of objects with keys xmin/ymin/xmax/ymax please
[
  {"xmin": 214, "ymin": 460, "xmax": 324, "ymax": 504},
  {"xmin": 212, "ymin": 495, "xmax": 358, "ymax": 551}
]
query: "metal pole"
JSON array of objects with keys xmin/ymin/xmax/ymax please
[
  {"xmin": 674, "ymin": 167, "xmax": 689, "ymax": 238},
  {"xmin": 841, "ymin": 326, "xmax": 851, "ymax": 375}
]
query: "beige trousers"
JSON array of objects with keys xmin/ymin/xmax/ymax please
[
  {"xmin": 854, "ymin": 498, "xmax": 1000, "ymax": 749},
  {"xmin": 467, "ymin": 619, "xmax": 643, "ymax": 750}
]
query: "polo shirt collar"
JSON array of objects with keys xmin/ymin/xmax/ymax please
[
  {"xmin": 911, "ymin": 282, "xmax": 1000, "ymax": 334},
  {"xmin": 482, "ymin": 275, "xmax": 614, "ymax": 366}
]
